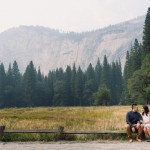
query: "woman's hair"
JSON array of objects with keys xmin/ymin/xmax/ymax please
[{"xmin": 142, "ymin": 105, "xmax": 149, "ymax": 116}]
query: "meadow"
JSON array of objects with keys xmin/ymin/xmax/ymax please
[{"xmin": 0, "ymin": 106, "xmax": 144, "ymax": 141}]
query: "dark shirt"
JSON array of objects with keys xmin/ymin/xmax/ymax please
[{"xmin": 126, "ymin": 111, "xmax": 143, "ymax": 128}]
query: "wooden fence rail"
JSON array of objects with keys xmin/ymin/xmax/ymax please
[
  {"xmin": 0, "ymin": 126, "xmax": 126, "ymax": 135},
  {"xmin": 64, "ymin": 130, "xmax": 126, "ymax": 134}
]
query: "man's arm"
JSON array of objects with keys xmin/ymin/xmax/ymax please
[
  {"xmin": 126, "ymin": 112, "xmax": 133, "ymax": 128},
  {"xmin": 138, "ymin": 113, "xmax": 143, "ymax": 124}
]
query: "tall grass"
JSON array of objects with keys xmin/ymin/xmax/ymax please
[{"xmin": 0, "ymin": 106, "xmax": 143, "ymax": 141}]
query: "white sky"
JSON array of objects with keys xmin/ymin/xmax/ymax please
[{"xmin": 0, "ymin": 0, "xmax": 149, "ymax": 33}]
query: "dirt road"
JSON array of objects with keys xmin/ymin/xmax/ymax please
[{"xmin": 0, "ymin": 141, "xmax": 149, "ymax": 150}]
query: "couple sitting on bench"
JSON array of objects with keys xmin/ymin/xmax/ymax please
[{"xmin": 125, "ymin": 103, "xmax": 150, "ymax": 142}]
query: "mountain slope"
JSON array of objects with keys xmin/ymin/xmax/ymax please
[{"xmin": 0, "ymin": 16, "xmax": 145, "ymax": 73}]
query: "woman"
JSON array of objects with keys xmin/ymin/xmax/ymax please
[{"xmin": 142, "ymin": 105, "xmax": 150, "ymax": 142}]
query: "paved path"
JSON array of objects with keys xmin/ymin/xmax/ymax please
[{"xmin": 0, "ymin": 141, "xmax": 150, "ymax": 150}]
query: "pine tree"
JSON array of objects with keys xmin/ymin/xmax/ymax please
[
  {"xmin": 101, "ymin": 55, "xmax": 111, "ymax": 88},
  {"xmin": 83, "ymin": 63, "xmax": 96, "ymax": 105},
  {"xmin": 6, "ymin": 64, "xmax": 13, "ymax": 85},
  {"xmin": 12, "ymin": 61, "xmax": 23, "ymax": 107},
  {"xmin": 53, "ymin": 80, "xmax": 66, "ymax": 106},
  {"xmin": 53, "ymin": 68, "xmax": 66, "ymax": 106},
  {"xmin": 47, "ymin": 71, "xmax": 54, "ymax": 106},
  {"xmin": 0, "ymin": 63, "xmax": 6, "ymax": 107},
  {"xmin": 135, "ymin": 39, "xmax": 142, "ymax": 69},
  {"xmin": 12, "ymin": 61, "xmax": 21, "ymax": 85},
  {"xmin": 130, "ymin": 39, "xmax": 142, "ymax": 73},
  {"xmin": 64, "ymin": 66, "xmax": 72, "ymax": 106},
  {"xmin": 23, "ymin": 61, "xmax": 37, "ymax": 106},
  {"xmin": 71, "ymin": 63, "xmax": 76, "ymax": 106},
  {"xmin": 36, "ymin": 67, "xmax": 48, "ymax": 106},
  {"xmin": 143, "ymin": 7, "xmax": 150, "ymax": 57},
  {"xmin": 37, "ymin": 67, "xmax": 43, "ymax": 82},
  {"xmin": 110, "ymin": 62, "xmax": 117, "ymax": 105},
  {"xmin": 115, "ymin": 61, "xmax": 123, "ymax": 104},
  {"xmin": 86, "ymin": 63, "xmax": 95, "ymax": 81},
  {"xmin": 5, "ymin": 64, "xmax": 14, "ymax": 107},
  {"xmin": 75, "ymin": 66, "xmax": 84, "ymax": 106},
  {"xmin": 95, "ymin": 58, "xmax": 102, "ymax": 89},
  {"xmin": 124, "ymin": 51, "xmax": 130, "ymax": 82},
  {"xmin": 55, "ymin": 68, "xmax": 64, "ymax": 81}
]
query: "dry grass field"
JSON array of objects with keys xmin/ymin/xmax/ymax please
[{"xmin": 0, "ymin": 106, "xmax": 140, "ymax": 130}]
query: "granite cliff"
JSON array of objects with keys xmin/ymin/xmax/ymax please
[{"xmin": 0, "ymin": 16, "xmax": 144, "ymax": 73}]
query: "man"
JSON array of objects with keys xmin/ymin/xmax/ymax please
[{"xmin": 125, "ymin": 103, "xmax": 143, "ymax": 142}]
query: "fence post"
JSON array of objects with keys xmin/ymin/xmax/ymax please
[
  {"xmin": 0, "ymin": 126, "xmax": 5, "ymax": 133},
  {"xmin": 0, "ymin": 126, "xmax": 5, "ymax": 141},
  {"xmin": 57, "ymin": 126, "xmax": 64, "ymax": 140}
]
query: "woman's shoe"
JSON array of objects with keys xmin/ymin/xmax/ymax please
[{"xmin": 129, "ymin": 138, "xmax": 133, "ymax": 143}]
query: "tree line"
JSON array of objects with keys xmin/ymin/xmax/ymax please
[{"xmin": 0, "ymin": 55, "xmax": 123, "ymax": 108}]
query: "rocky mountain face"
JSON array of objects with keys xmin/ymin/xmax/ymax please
[{"xmin": 0, "ymin": 16, "xmax": 145, "ymax": 74}]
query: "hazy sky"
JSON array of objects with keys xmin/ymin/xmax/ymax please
[{"xmin": 0, "ymin": 0, "xmax": 149, "ymax": 33}]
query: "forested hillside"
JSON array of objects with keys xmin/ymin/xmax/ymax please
[{"xmin": 123, "ymin": 8, "xmax": 150, "ymax": 105}]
